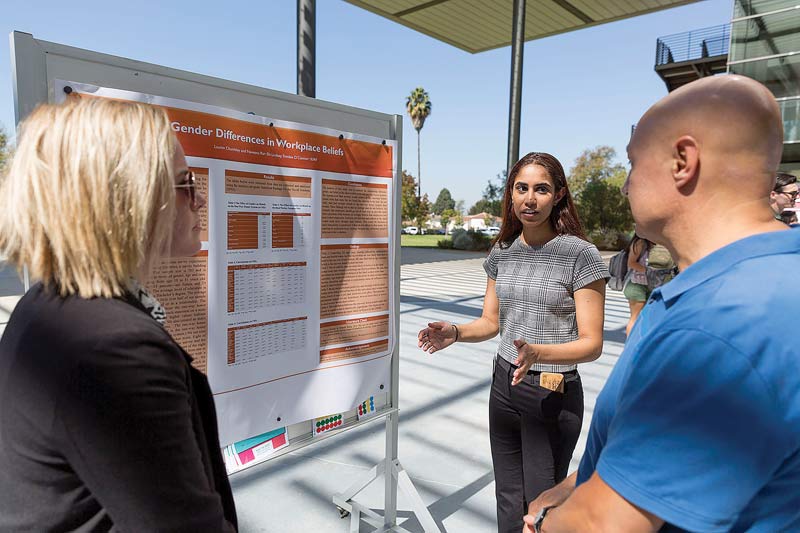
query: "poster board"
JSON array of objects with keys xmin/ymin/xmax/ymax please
[{"xmin": 11, "ymin": 32, "xmax": 401, "ymax": 468}]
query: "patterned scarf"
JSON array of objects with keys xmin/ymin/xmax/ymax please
[{"xmin": 127, "ymin": 278, "xmax": 167, "ymax": 325}]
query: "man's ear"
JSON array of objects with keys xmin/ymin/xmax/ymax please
[{"xmin": 672, "ymin": 136, "xmax": 700, "ymax": 189}]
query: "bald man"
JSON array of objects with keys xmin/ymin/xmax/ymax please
[{"xmin": 523, "ymin": 75, "xmax": 800, "ymax": 532}]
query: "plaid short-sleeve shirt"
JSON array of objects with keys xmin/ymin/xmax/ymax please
[{"xmin": 483, "ymin": 234, "xmax": 609, "ymax": 372}]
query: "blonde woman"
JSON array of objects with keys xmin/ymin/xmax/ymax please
[{"xmin": 0, "ymin": 99, "xmax": 236, "ymax": 531}]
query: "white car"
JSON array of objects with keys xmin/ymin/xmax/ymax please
[
  {"xmin": 482, "ymin": 226, "xmax": 500, "ymax": 236},
  {"xmin": 405, "ymin": 226, "xmax": 419, "ymax": 235}
]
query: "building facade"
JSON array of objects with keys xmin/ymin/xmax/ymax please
[
  {"xmin": 727, "ymin": 0, "xmax": 800, "ymax": 171},
  {"xmin": 654, "ymin": 1, "xmax": 800, "ymax": 171}
]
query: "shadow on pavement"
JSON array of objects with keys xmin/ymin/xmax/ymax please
[
  {"xmin": 401, "ymin": 247, "xmax": 487, "ymax": 266},
  {"xmin": 230, "ymin": 375, "xmax": 493, "ymax": 491},
  {"xmin": 400, "ymin": 294, "xmax": 484, "ymax": 318},
  {"xmin": 423, "ymin": 470, "xmax": 496, "ymax": 532},
  {"xmin": 604, "ymin": 327, "xmax": 627, "ymax": 344}
]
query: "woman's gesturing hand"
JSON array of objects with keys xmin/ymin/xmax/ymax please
[
  {"xmin": 512, "ymin": 339, "xmax": 540, "ymax": 385},
  {"xmin": 417, "ymin": 322, "xmax": 457, "ymax": 354}
]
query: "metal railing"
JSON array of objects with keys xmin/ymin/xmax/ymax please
[{"xmin": 656, "ymin": 24, "xmax": 731, "ymax": 66}]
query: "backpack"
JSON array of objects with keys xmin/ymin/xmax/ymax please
[
  {"xmin": 607, "ymin": 248, "xmax": 629, "ymax": 291},
  {"xmin": 646, "ymin": 244, "xmax": 676, "ymax": 288}
]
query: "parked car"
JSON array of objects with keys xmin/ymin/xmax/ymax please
[
  {"xmin": 405, "ymin": 226, "xmax": 419, "ymax": 235},
  {"xmin": 482, "ymin": 226, "xmax": 500, "ymax": 236}
]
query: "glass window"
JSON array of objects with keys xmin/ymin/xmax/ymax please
[
  {"xmin": 781, "ymin": 97, "xmax": 800, "ymax": 143},
  {"xmin": 729, "ymin": 54, "xmax": 800, "ymax": 99},
  {"xmin": 730, "ymin": 10, "xmax": 800, "ymax": 62},
  {"xmin": 734, "ymin": 1, "xmax": 800, "ymax": 19}
]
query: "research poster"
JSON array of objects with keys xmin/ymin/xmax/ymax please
[{"xmin": 56, "ymin": 81, "xmax": 396, "ymax": 445}]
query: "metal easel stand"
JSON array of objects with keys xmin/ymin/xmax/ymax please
[{"xmin": 332, "ymin": 411, "xmax": 441, "ymax": 533}]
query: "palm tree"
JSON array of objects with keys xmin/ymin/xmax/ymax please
[{"xmin": 406, "ymin": 87, "xmax": 432, "ymax": 198}]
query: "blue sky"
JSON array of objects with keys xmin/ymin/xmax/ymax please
[{"xmin": 1, "ymin": 0, "xmax": 731, "ymax": 208}]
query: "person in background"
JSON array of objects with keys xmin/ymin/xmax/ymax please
[
  {"xmin": 523, "ymin": 75, "xmax": 800, "ymax": 533},
  {"xmin": 0, "ymin": 99, "xmax": 237, "ymax": 531},
  {"xmin": 622, "ymin": 233, "xmax": 652, "ymax": 336},
  {"xmin": 417, "ymin": 152, "xmax": 608, "ymax": 532},
  {"xmin": 769, "ymin": 171, "xmax": 798, "ymax": 218}
]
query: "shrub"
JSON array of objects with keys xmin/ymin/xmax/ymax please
[
  {"xmin": 451, "ymin": 229, "xmax": 491, "ymax": 251},
  {"xmin": 452, "ymin": 230, "xmax": 472, "ymax": 250},
  {"xmin": 587, "ymin": 229, "xmax": 629, "ymax": 251},
  {"xmin": 437, "ymin": 238, "xmax": 454, "ymax": 249}
]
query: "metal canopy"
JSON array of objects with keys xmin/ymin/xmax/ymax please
[
  {"xmin": 343, "ymin": 0, "xmax": 703, "ymax": 178},
  {"xmin": 345, "ymin": 0, "xmax": 702, "ymax": 54}
]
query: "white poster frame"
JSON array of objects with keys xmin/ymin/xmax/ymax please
[{"xmin": 10, "ymin": 31, "xmax": 439, "ymax": 532}]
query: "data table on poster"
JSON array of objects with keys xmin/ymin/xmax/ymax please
[
  {"xmin": 227, "ymin": 317, "xmax": 307, "ymax": 365},
  {"xmin": 272, "ymin": 213, "xmax": 310, "ymax": 248},
  {"xmin": 228, "ymin": 212, "xmax": 270, "ymax": 250},
  {"xmin": 227, "ymin": 263, "xmax": 306, "ymax": 313}
]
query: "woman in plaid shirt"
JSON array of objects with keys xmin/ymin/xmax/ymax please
[{"xmin": 418, "ymin": 152, "xmax": 609, "ymax": 532}]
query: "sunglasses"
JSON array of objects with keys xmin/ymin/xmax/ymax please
[{"xmin": 174, "ymin": 170, "xmax": 200, "ymax": 209}]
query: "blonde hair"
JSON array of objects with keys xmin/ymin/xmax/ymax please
[{"xmin": 0, "ymin": 97, "xmax": 176, "ymax": 298}]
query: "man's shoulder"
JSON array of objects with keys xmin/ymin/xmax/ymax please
[
  {"xmin": 639, "ymin": 276, "xmax": 800, "ymax": 426},
  {"xmin": 679, "ymin": 251, "xmax": 800, "ymax": 331}
]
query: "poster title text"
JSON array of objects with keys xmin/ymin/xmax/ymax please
[{"xmin": 170, "ymin": 121, "xmax": 345, "ymax": 156}]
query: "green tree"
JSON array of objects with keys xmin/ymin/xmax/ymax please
[
  {"xmin": 415, "ymin": 194, "xmax": 431, "ymax": 228},
  {"xmin": 567, "ymin": 146, "xmax": 633, "ymax": 236},
  {"xmin": 440, "ymin": 208, "xmax": 458, "ymax": 231},
  {"xmin": 468, "ymin": 200, "xmax": 493, "ymax": 216},
  {"xmin": 401, "ymin": 171, "xmax": 431, "ymax": 226},
  {"xmin": 567, "ymin": 146, "xmax": 633, "ymax": 237},
  {"xmin": 432, "ymin": 188, "xmax": 455, "ymax": 214},
  {"xmin": 0, "ymin": 124, "xmax": 9, "ymax": 170},
  {"xmin": 567, "ymin": 146, "xmax": 627, "ymax": 200},
  {"xmin": 468, "ymin": 171, "xmax": 506, "ymax": 216},
  {"xmin": 405, "ymin": 87, "xmax": 432, "ymax": 198},
  {"xmin": 401, "ymin": 171, "xmax": 417, "ymax": 222},
  {"xmin": 578, "ymin": 179, "xmax": 634, "ymax": 233}
]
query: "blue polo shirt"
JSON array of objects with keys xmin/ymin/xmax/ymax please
[{"xmin": 577, "ymin": 228, "xmax": 800, "ymax": 532}]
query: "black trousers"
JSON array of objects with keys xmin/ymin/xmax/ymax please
[{"xmin": 489, "ymin": 356, "xmax": 584, "ymax": 533}]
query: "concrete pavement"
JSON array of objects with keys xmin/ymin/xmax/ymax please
[
  {"xmin": 231, "ymin": 247, "xmax": 628, "ymax": 532},
  {"xmin": 0, "ymin": 248, "xmax": 627, "ymax": 531},
  {"xmin": 0, "ymin": 261, "xmax": 23, "ymax": 337},
  {"xmin": 0, "ymin": 261, "xmax": 23, "ymax": 298}
]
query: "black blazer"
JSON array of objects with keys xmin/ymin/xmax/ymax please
[{"xmin": 0, "ymin": 284, "xmax": 237, "ymax": 532}]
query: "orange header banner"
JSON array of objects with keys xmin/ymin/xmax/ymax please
[
  {"xmin": 320, "ymin": 339, "xmax": 389, "ymax": 357},
  {"xmin": 165, "ymin": 106, "xmax": 394, "ymax": 178}
]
